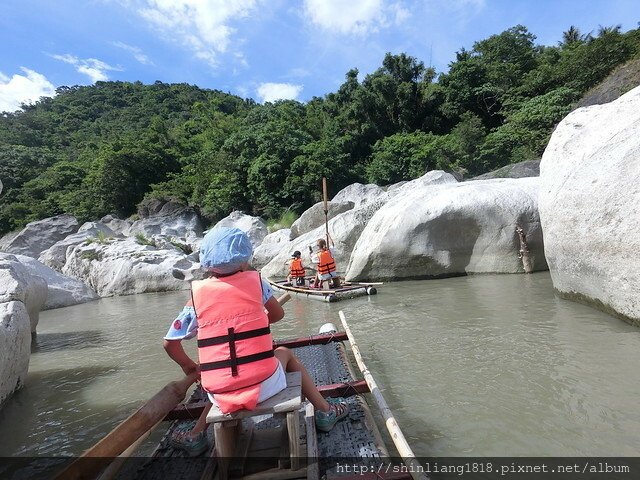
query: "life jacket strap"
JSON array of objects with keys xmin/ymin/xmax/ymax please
[
  {"xmin": 200, "ymin": 349, "xmax": 275, "ymax": 372},
  {"xmin": 197, "ymin": 326, "xmax": 271, "ymax": 347}
]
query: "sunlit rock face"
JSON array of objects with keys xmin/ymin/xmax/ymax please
[
  {"xmin": 62, "ymin": 237, "xmax": 198, "ymax": 297},
  {"xmin": 346, "ymin": 176, "xmax": 546, "ymax": 281},
  {"xmin": 1, "ymin": 214, "xmax": 79, "ymax": 259},
  {"xmin": 539, "ymin": 85, "xmax": 640, "ymax": 325}
]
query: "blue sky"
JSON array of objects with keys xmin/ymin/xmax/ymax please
[{"xmin": 0, "ymin": 0, "xmax": 638, "ymax": 112}]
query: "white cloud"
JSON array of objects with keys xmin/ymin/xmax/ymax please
[
  {"xmin": 52, "ymin": 54, "xmax": 122, "ymax": 83},
  {"xmin": 113, "ymin": 41, "xmax": 154, "ymax": 65},
  {"xmin": 303, "ymin": 0, "xmax": 409, "ymax": 35},
  {"xmin": 135, "ymin": 0, "xmax": 259, "ymax": 67},
  {"xmin": 256, "ymin": 83, "xmax": 303, "ymax": 103},
  {"xmin": 0, "ymin": 68, "xmax": 56, "ymax": 113}
]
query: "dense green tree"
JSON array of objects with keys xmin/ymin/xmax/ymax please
[{"xmin": 0, "ymin": 24, "xmax": 638, "ymax": 234}]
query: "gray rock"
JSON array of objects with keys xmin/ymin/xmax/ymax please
[
  {"xmin": 0, "ymin": 254, "xmax": 47, "ymax": 332},
  {"xmin": 130, "ymin": 201, "xmax": 204, "ymax": 238},
  {"xmin": 0, "ymin": 301, "xmax": 31, "ymax": 407},
  {"xmin": 290, "ymin": 202, "xmax": 354, "ymax": 239},
  {"xmin": 100, "ymin": 215, "xmax": 132, "ymax": 236},
  {"xmin": 62, "ymin": 237, "xmax": 199, "ymax": 297},
  {"xmin": 214, "ymin": 211, "xmax": 268, "ymax": 247},
  {"xmin": 252, "ymin": 229, "xmax": 292, "ymax": 269},
  {"xmin": 1, "ymin": 214, "xmax": 79, "ymax": 258},
  {"xmin": 39, "ymin": 222, "xmax": 117, "ymax": 271},
  {"xmin": 332, "ymin": 183, "xmax": 385, "ymax": 208},
  {"xmin": 346, "ymin": 177, "xmax": 546, "ymax": 281},
  {"xmin": 539, "ymin": 85, "xmax": 640, "ymax": 325},
  {"xmin": 471, "ymin": 160, "xmax": 540, "ymax": 181},
  {"xmin": 13, "ymin": 254, "xmax": 98, "ymax": 310},
  {"xmin": 0, "ymin": 230, "xmax": 20, "ymax": 252}
]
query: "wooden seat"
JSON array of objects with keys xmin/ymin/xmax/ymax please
[{"xmin": 206, "ymin": 371, "xmax": 302, "ymax": 479}]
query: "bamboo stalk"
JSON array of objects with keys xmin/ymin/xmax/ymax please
[
  {"xmin": 322, "ymin": 177, "xmax": 330, "ymax": 247},
  {"xmin": 95, "ymin": 419, "xmax": 164, "ymax": 480},
  {"xmin": 277, "ymin": 292, "xmax": 291, "ymax": 305},
  {"xmin": 339, "ymin": 311, "xmax": 428, "ymax": 480}
]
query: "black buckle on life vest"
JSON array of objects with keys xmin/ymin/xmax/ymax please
[{"xmin": 200, "ymin": 349, "xmax": 275, "ymax": 372}]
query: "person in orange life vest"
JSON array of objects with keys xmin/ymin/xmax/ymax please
[
  {"xmin": 311, "ymin": 238, "xmax": 340, "ymax": 289},
  {"xmin": 286, "ymin": 250, "xmax": 307, "ymax": 286},
  {"xmin": 163, "ymin": 227, "xmax": 349, "ymax": 456}
]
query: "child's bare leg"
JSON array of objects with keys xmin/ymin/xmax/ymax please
[
  {"xmin": 188, "ymin": 401, "xmax": 212, "ymax": 437},
  {"xmin": 274, "ymin": 347, "xmax": 330, "ymax": 413}
]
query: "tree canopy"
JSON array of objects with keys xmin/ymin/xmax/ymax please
[{"xmin": 1, "ymin": 24, "xmax": 639, "ymax": 234}]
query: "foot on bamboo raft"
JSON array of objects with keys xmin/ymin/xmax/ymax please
[
  {"xmin": 170, "ymin": 423, "xmax": 209, "ymax": 457},
  {"xmin": 315, "ymin": 398, "xmax": 350, "ymax": 432}
]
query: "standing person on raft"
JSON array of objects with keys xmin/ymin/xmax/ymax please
[
  {"xmin": 163, "ymin": 227, "xmax": 349, "ymax": 456},
  {"xmin": 311, "ymin": 238, "xmax": 341, "ymax": 289}
]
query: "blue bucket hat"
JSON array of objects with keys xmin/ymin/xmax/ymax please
[{"xmin": 200, "ymin": 227, "xmax": 253, "ymax": 275}]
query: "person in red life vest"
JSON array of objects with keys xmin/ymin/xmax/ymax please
[
  {"xmin": 163, "ymin": 227, "xmax": 349, "ymax": 456},
  {"xmin": 311, "ymin": 238, "xmax": 340, "ymax": 289},
  {"xmin": 286, "ymin": 250, "xmax": 307, "ymax": 286}
]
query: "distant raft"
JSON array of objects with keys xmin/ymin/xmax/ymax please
[{"xmin": 267, "ymin": 277, "xmax": 379, "ymax": 302}]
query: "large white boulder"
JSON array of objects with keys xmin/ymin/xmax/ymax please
[
  {"xmin": 252, "ymin": 229, "xmax": 292, "ymax": 269},
  {"xmin": 289, "ymin": 202, "xmax": 354, "ymax": 239},
  {"xmin": 13, "ymin": 254, "xmax": 98, "ymax": 309},
  {"xmin": 214, "ymin": 211, "xmax": 268, "ymax": 247},
  {"xmin": 332, "ymin": 183, "xmax": 385, "ymax": 208},
  {"xmin": 0, "ymin": 254, "xmax": 47, "ymax": 332},
  {"xmin": 130, "ymin": 201, "xmax": 204, "ymax": 238},
  {"xmin": 39, "ymin": 222, "xmax": 117, "ymax": 271},
  {"xmin": 539, "ymin": 85, "xmax": 640, "ymax": 324},
  {"xmin": 346, "ymin": 176, "xmax": 546, "ymax": 281},
  {"xmin": 62, "ymin": 237, "xmax": 199, "ymax": 297},
  {"xmin": 260, "ymin": 199, "xmax": 388, "ymax": 279},
  {"xmin": 0, "ymin": 214, "xmax": 79, "ymax": 258},
  {"xmin": 0, "ymin": 301, "xmax": 31, "ymax": 406}
]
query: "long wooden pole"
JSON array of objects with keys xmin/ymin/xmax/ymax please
[
  {"xmin": 339, "ymin": 311, "xmax": 428, "ymax": 480},
  {"xmin": 322, "ymin": 177, "xmax": 330, "ymax": 247},
  {"xmin": 55, "ymin": 373, "xmax": 199, "ymax": 480}
]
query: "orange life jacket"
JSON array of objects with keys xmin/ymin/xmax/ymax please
[
  {"xmin": 289, "ymin": 258, "xmax": 305, "ymax": 277},
  {"xmin": 192, "ymin": 271, "xmax": 279, "ymax": 413},
  {"xmin": 317, "ymin": 249, "xmax": 336, "ymax": 275}
]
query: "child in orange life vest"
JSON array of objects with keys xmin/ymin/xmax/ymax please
[
  {"xmin": 286, "ymin": 250, "xmax": 306, "ymax": 286},
  {"xmin": 163, "ymin": 227, "xmax": 349, "ymax": 456},
  {"xmin": 311, "ymin": 238, "xmax": 340, "ymax": 289}
]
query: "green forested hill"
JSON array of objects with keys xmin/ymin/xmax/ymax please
[{"xmin": 1, "ymin": 24, "xmax": 638, "ymax": 234}]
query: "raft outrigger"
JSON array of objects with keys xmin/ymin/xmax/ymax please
[
  {"xmin": 55, "ymin": 312, "xmax": 425, "ymax": 480},
  {"xmin": 267, "ymin": 277, "xmax": 379, "ymax": 303}
]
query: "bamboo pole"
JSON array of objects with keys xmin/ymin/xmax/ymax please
[
  {"xmin": 54, "ymin": 373, "xmax": 199, "ymax": 480},
  {"xmin": 322, "ymin": 177, "xmax": 330, "ymax": 247},
  {"xmin": 339, "ymin": 311, "xmax": 428, "ymax": 480},
  {"xmin": 95, "ymin": 419, "xmax": 164, "ymax": 480}
]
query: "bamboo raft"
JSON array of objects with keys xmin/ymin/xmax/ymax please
[
  {"xmin": 55, "ymin": 313, "xmax": 425, "ymax": 480},
  {"xmin": 267, "ymin": 278, "xmax": 380, "ymax": 303}
]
